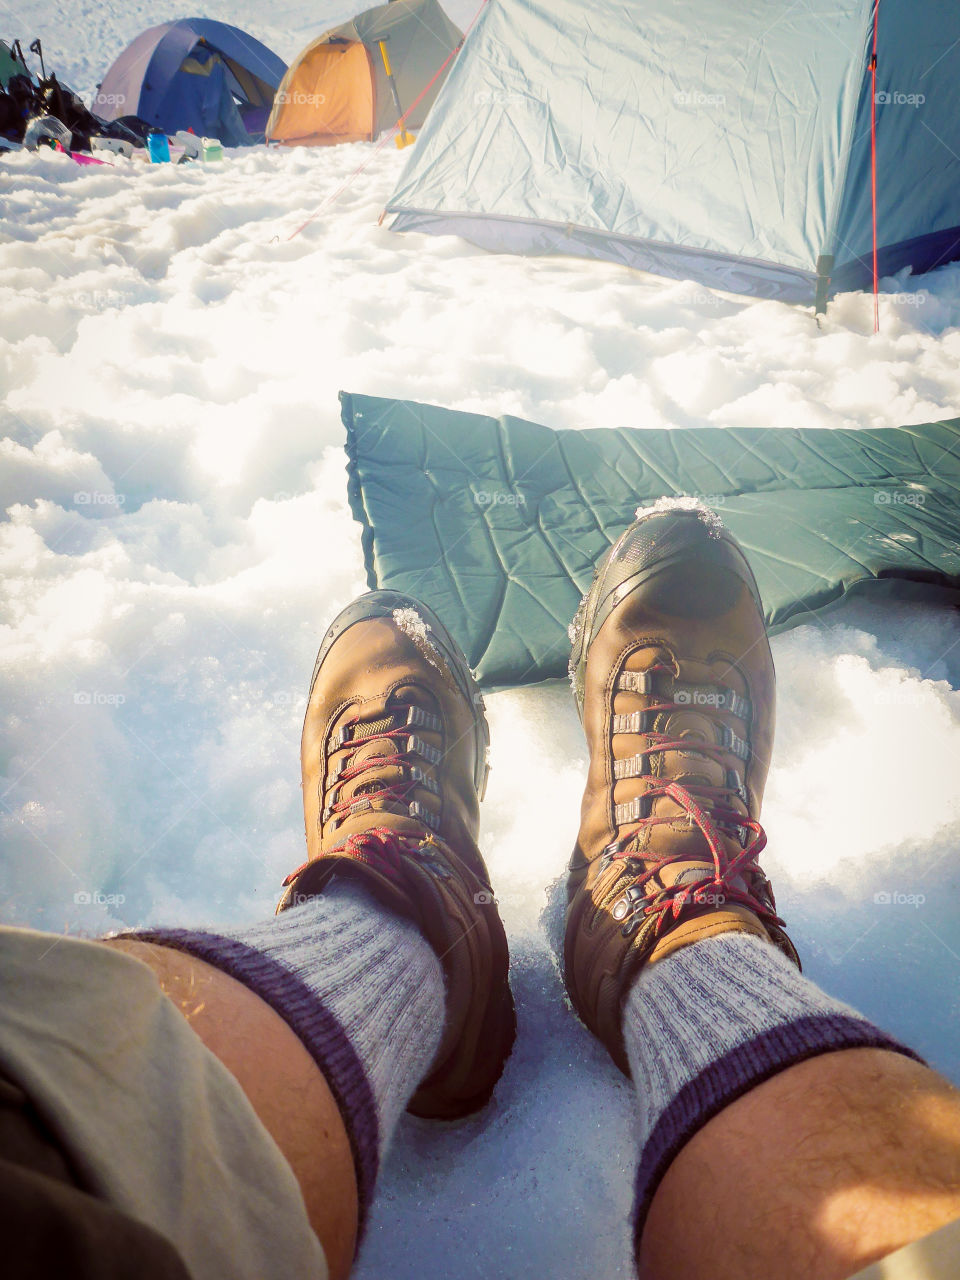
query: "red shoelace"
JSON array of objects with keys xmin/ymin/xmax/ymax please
[
  {"xmin": 283, "ymin": 826, "xmax": 447, "ymax": 889},
  {"xmin": 325, "ymin": 706, "xmax": 443, "ymax": 822},
  {"xmin": 607, "ymin": 664, "xmax": 785, "ymax": 936}
]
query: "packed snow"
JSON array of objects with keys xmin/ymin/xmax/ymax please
[{"xmin": 4, "ymin": 3, "xmax": 960, "ymax": 1276}]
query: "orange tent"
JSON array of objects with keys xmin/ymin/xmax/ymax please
[{"xmin": 267, "ymin": 0, "xmax": 461, "ymax": 147}]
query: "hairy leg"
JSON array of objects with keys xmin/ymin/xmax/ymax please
[
  {"xmin": 639, "ymin": 1047, "xmax": 960, "ymax": 1280},
  {"xmin": 102, "ymin": 937, "xmax": 358, "ymax": 1280}
]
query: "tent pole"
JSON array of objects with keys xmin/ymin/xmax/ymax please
[
  {"xmin": 378, "ymin": 40, "xmax": 415, "ymax": 148},
  {"xmin": 815, "ymin": 255, "xmax": 834, "ymax": 317},
  {"xmin": 29, "ymin": 37, "xmax": 45, "ymax": 80},
  {"xmin": 870, "ymin": 0, "xmax": 881, "ymax": 333}
]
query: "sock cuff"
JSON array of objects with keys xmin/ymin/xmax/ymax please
[
  {"xmin": 623, "ymin": 933, "xmax": 925, "ymax": 1254},
  {"xmin": 131, "ymin": 928, "xmax": 380, "ymax": 1231},
  {"xmin": 631, "ymin": 1011, "xmax": 922, "ymax": 1251}
]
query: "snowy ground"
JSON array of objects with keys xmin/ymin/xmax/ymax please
[{"xmin": 4, "ymin": 5, "xmax": 960, "ymax": 1277}]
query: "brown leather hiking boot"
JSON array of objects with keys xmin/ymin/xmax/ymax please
[
  {"xmin": 564, "ymin": 506, "xmax": 799, "ymax": 1073},
  {"xmin": 279, "ymin": 590, "xmax": 515, "ymax": 1119}
]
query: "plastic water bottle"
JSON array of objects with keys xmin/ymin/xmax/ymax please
[
  {"xmin": 146, "ymin": 131, "xmax": 170, "ymax": 163},
  {"xmin": 201, "ymin": 137, "xmax": 223, "ymax": 162}
]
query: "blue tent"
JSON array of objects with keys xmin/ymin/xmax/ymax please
[
  {"xmin": 385, "ymin": 0, "xmax": 960, "ymax": 306},
  {"xmin": 94, "ymin": 19, "xmax": 286, "ymax": 145}
]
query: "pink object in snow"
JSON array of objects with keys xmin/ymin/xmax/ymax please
[{"xmin": 53, "ymin": 140, "xmax": 112, "ymax": 166}]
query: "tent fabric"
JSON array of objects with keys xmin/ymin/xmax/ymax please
[
  {"xmin": 0, "ymin": 41, "xmax": 27, "ymax": 90},
  {"xmin": 94, "ymin": 19, "xmax": 285, "ymax": 143},
  {"xmin": 270, "ymin": 42, "xmax": 375, "ymax": 146},
  {"xmin": 267, "ymin": 0, "xmax": 461, "ymax": 146},
  {"xmin": 161, "ymin": 49, "xmax": 249, "ymax": 145},
  {"xmin": 385, "ymin": 0, "xmax": 960, "ymax": 306},
  {"xmin": 342, "ymin": 391, "xmax": 960, "ymax": 688}
]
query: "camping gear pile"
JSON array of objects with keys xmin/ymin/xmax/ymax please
[
  {"xmin": 0, "ymin": 18, "xmax": 288, "ymax": 163},
  {"xmin": 0, "ymin": 37, "xmax": 143, "ymax": 156}
]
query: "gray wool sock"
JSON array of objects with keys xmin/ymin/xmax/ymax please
[
  {"xmin": 133, "ymin": 883, "xmax": 446, "ymax": 1233},
  {"xmin": 622, "ymin": 931, "xmax": 922, "ymax": 1249}
]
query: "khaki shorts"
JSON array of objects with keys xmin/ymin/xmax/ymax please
[
  {"xmin": 3, "ymin": 926, "xmax": 958, "ymax": 1279},
  {"xmin": 851, "ymin": 1214, "xmax": 960, "ymax": 1279},
  {"xmin": 0, "ymin": 926, "xmax": 328, "ymax": 1280}
]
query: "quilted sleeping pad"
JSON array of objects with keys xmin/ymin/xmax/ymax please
[{"xmin": 342, "ymin": 391, "xmax": 960, "ymax": 688}]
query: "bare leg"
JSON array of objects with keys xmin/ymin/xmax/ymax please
[
  {"xmin": 102, "ymin": 938, "xmax": 359, "ymax": 1280},
  {"xmin": 639, "ymin": 1047, "xmax": 960, "ymax": 1280}
]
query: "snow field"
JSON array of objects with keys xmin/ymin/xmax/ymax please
[{"xmin": 4, "ymin": 19, "xmax": 960, "ymax": 1271}]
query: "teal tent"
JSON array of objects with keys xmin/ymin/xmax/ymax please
[
  {"xmin": 0, "ymin": 40, "xmax": 29, "ymax": 90},
  {"xmin": 384, "ymin": 0, "xmax": 960, "ymax": 306}
]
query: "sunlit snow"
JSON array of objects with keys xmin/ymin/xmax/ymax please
[{"xmin": 4, "ymin": 3, "xmax": 960, "ymax": 1275}]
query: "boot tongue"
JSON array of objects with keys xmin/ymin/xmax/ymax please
[
  {"xmin": 327, "ymin": 684, "xmax": 443, "ymax": 841},
  {"xmin": 348, "ymin": 739, "xmax": 404, "ymax": 794},
  {"xmin": 391, "ymin": 683, "xmax": 438, "ymax": 713},
  {"xmin": 648, "ymin": 710, "xmax": 727, "ymax": 840},
  {"xmin": 659, "ymin": 711, "xmax": 727, "ymax": 780},
  {"xmin": 612, "ymin": 655, "xmax": 749, "ymax": 862},
  {"xmin": 355, "ymin": 714, "xmax": 396, "ymax": 739},
  {"xmin": 330, "ymin": 683, "xmax": 440, "ymax": 750}
]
